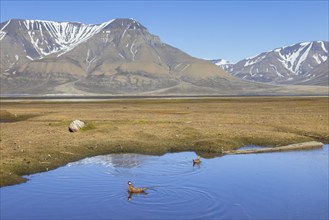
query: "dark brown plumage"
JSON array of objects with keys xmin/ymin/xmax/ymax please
[
  {"xmin": 128, "ymin": 181, "xmax": 146, "ymax": 193},
  {"xmin": 193, "ymin": 156, "xmax": 201, "ymax": 164}
]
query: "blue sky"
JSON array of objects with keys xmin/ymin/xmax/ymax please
[{"xmin": 1, "ymin": 0, "xmax": 328, "ymax": 62}]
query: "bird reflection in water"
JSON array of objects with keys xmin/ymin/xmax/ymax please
[
  {"xmin": 127, "ymin": 191, "xmax": 148, "ymax": 201},
  {"xmin": 193, "ymin": 162, "xmax": 201, "ymax": 168}
]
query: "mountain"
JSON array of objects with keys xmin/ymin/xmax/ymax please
[
  {"xmin": 212, "ymin": 41, "xmax": 328, "ymax": 86},
  {"xmin": 0, "ymin": 18, "xmax": 263, "ymax": 95},
  {"xmin": 211, "ymin": 59, "xmax": 234, "ymax": 72},
  {"xmin": 0, "ymin": 19, "xmax": 327, "ymax": 96}
]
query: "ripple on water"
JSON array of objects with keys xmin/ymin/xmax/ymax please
[{"xmin": 121, "ymin": 185, "xmax": 224, "ymax": 219}]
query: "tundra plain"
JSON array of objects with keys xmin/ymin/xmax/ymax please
[{"xmin": 0, "ymin": 97, "xmax": 328, "ymax": 186}]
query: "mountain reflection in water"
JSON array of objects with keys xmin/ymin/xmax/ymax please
[{"xmin": 68, "ymin": 153, "xmax": 151, "ymax": 168}]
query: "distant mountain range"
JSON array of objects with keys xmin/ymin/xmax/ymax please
[
  {"xmin": 0, "ymin": 18, "xmax": 327, "ymax": 96},
  {"xmin": 212, "ymin": 41, "xmax": 328, "ymax": 86}
]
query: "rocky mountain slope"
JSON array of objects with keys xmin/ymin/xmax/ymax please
[
  {"xmin": 0, "ymin": 19, "xmax": 327, "ymax": 96},
  {"xmin": 0, "ymin": 18, "xmax": 267, "ymax": 95},
  {"xmin": 212, "ymin": 41, "xmax": 328, "ymax": 86}
]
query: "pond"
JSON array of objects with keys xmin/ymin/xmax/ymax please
[{"xmin": 1, "ymin": 145, "xmax": 328, "ymax": 219}]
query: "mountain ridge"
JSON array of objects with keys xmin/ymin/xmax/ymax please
[
  {"xmin": 212, "ymin": 41, "xmax": 328, "ymax": 86},
  {"xmin": 1, "ymin": 18, "xmax": 327, "ymax": 96},
  {"xmin": 1, "ymin": 18, "xmax": 256, "ymax": 95}
]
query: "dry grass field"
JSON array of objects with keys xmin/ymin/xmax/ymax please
[{"xmin": 1, "ymin": 97, "xmax": 328, "ymax": 186}]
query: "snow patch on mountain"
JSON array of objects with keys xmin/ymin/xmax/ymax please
[
  {"xmin": 210, "ymin": 59, "xmax": 234, "ymax": 72},
  {"xmin": 0, "ymin": 20, "xmax": 11, "ymax": 40},
  {"xmin": 213, "ymin": 59, "xmax": 231, "ymax": 66},
  {"xmin": 320, "ymin": 41, "xmax": 328, "ymax": 53},
  {"xmin": 272, "ymin": 42, "xmax": 308, "ymax": 75},
  {"xmin": 0, "ymin": 31, "xmax": 6, "ymax": 40},
  {"xmin": 56, "ymin": 19, "xmax": 115, "ymax": 57},
  {"xmin": 244, "ymin": 54, "xmax": 266, "ymax": 67},
  {"xmin": 269, "ymin": 64, "xmax": 283, "ymax": 77},
  {"xmin": 1, "ymin": 19, "xmax": 117, "ymax": 58},
  {"xmin": 213, "ymin": 41, "xmax": 328, "ymax": 85}
]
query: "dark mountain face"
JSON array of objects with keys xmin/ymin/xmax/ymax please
[{"xmin": 212, "ymin": 41, "xmax": 328, "ymax": 86}]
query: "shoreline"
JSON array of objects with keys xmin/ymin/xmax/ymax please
[
  {"xmin": 223, "ymin": 141, "xmax": 325, "ymax": 155},
  {"xmin": 1, "ymin": 97, "xmax": 328, "ymax": 187}
]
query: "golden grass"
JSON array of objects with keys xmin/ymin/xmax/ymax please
[{"xmin": 0, "ymin": 97, "xmax": 328, "ymax": 186}]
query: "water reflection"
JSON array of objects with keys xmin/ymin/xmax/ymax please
[
  {"xmin": 127, "ymin": 191, "xmax": 148, "ymax": 201},
  {"xmin": 238, "ymin": 145, "xmax": 268, "ymax": 150},
  {"xmin": 68, "ymin": 153, "xmax": 150, "ymax": 168},
  {"xmin": 193, "ymin": 162, "xmax": 201, "ymax": 168}
]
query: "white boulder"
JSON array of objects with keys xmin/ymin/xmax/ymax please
[{"xmin": 69, "ymin": 120, "xmax": 85, "ymax": 132}]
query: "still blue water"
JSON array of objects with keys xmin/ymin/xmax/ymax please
[{"xmin": 1, "ymin": 145, "xmax": 328, "ymax": 219}]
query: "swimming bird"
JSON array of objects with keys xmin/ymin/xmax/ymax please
[
  {"xmin": 193, "ymin": 156, "xmax": 201, "ymax": 164},
  {"xmin": 128, "ymin": 181, "xmax": 147, "ymax": 193}
]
